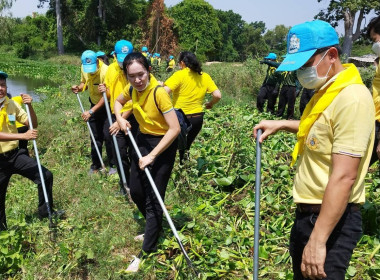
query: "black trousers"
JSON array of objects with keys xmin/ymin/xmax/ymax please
[
  {"xmin": 129, "ymin": 132, "xmax": 177, "ymax": 253},
  {"xmin": 88, "ymin": 101, "xmax": 113, "ymax": 169},
  {"xmin": 290, "ymin": 207, "xmax": 362, "ymax": 279},
  {"xmin": 0, "ymin": 148, "xmax": 54, "ymax": 230},
  {"xmin": 17, "ymin": 126, "xmax": 29, "ymax": 150},
  {"xmin": 105, "ymin": 114, "xmax": 139, "ymax": 188},
  {"xmin": 257, "ymin": 84, "xmax": 278, "ymax": 114},
  {"xmin": 299, "ymin": 88, "xmax": 315, "ymax": 116},
  {"xmin": 277, "ymin": 85, "xmax": 296, "ymax": 119}
]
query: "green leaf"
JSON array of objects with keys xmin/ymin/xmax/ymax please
[
  {"xmin": 219, "ymin": 249, "xmax": 230, "ymax": 259},
  {"xmin": 213, "ymin": 176, "xmax": 234, "ymax": 186},
  {"xmin": 347, "ymin": 266, "xmax": 356, "ymax": 276}
]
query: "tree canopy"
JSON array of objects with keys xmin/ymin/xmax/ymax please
[
  {"xmin": 315, "ymin": 0, "xmax": 380, "ymax": 56},
  {"xmin": 4, "ymin": 0, "xmax": 376, "ymax": 60}
]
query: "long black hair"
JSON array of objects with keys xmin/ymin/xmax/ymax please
[
  {"xmin": 178, "ymin": 51, "xmax": 202, "ymax": 75},
  {"xmin": 367, "ymin": 16, "xmax": 380, "ymax": 39},
  {"xmin": 123, "ymin": 52, "xmax": 150, "ymax": 76}
]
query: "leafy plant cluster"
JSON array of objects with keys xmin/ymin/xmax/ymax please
[{"xmin": 0, "ymin": 56, "xmax": 378, "ymax": 279}]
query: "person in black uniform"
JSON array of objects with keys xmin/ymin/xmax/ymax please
[{"xmin": 256, "ymin": 53, "xmax": 281, "ymax": 114}]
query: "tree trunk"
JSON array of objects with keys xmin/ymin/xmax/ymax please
[
  {"xmin": 56, "ymin": 0, "xmax": 64, "ymax": 55},
  {"xmin": 155, "ymin": 11, "xmax": 160, "ymax": 53},
  {"xmin": 342, "ymin": 8, "xmax": 355, "ymax": 58},
  {"xmin": 97, "ymin": 0, "xmax": 103, "ymax": 46}
]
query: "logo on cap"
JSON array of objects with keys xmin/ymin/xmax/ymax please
[
  {"xmin": 122, "ymin": 46, "xmax": 129, "ymax": 54},
  {"xmin": 86, "ymin": 58, "xmax": 92, "ymax": 64},
  {"xmin": 288, "ymin": 35, "xmax": 300, "ymax": 54}
]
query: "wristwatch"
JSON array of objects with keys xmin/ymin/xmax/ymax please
[{"xmin": 89, "ymin": 109, "xmax": 94, "ymax": 115}]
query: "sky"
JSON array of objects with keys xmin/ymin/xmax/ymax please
[{"xmin": 5, "ymin": 0, "xmax": 377, "ymax": 36}]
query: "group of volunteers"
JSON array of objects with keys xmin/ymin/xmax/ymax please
[
  {"xmin": 72, "ymin": 41, "xmax": 221, "ymax": 271},
  {"xmin": 1, "ymin": 13, "xmax": 380, "ymax": 278},
  {"xmin": 257, "ymin": 52, "xmax": 315, "ymax": 119}
]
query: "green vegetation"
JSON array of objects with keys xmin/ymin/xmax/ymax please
[{"xmin": 0, "ymin": 55, "xmax": 378, "ymax": 279}]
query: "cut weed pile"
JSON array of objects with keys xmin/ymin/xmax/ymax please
[{"xmin": 0, "ymin": 56, "xmax": 379, "ymax": 279}]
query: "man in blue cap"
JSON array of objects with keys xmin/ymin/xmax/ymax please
[
  {"xmin": 254, "ymin": 20, "xmax": 374, "ymax": 279},
  {"xmin": 0, "ymin": 71, "xmax": 64, "ymax": 230},
  {"xmin": 71, "ymin": 50, "xmax": 110, "ymax": 174},
  {"xmin": 99, "ymin": 40, "xmax": 137, "ymax": 194},
  {"xmin": 257, "ymin": 52, "xmax": 281, "ymax": 114}
]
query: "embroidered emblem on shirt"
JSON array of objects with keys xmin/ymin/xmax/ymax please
[
  {"xmin": 289, "ymin": 34, "xmax": 300, "ymax": 54},
  {"xmin": 307, "ymin": 135, "xmax": 319, "ymax": 150}
]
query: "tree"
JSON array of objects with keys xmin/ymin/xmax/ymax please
[
  {"xmin": 169, "ymin": 0, "xmax": 222, "ymax": 61},
  {"xmin": 263, "ymin": 25, "xmax": 289, "ymax": 55},
  {"xmin": 0, "ymin": 0, "xmax": 14, "ymax": 13},
  {"xmin": 55, "ymin": 0, "xmax": 64, "ymax": 54},
  {"xmin": 239, "ymin": 21, "xmax": 268, "ymax": 59},
  {"xmin": 215, "ymin": 9, "xmax": 245, "ymax": 61},
  {"xmin": 315, "ymin": 0, "xmax": 380, "ymax": 56},
  {"xmin": 139, "ymin": 0, "xmax": 178, "ymax": 56}
]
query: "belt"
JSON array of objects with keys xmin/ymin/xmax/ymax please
[
  {"xmin": 296, "ymin": 203, "xmax": 360, "ymax": 214},
  {"xmin": 186, "ymin": 112, "xmax": 204, "ymax": 118},
  {"xmin": 0, "ymin": 148, "xmax": 18, "ymax": 159}
]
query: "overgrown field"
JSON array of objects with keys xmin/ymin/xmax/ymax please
[{"xmin": 0, "ymin": 55, "xmax": 378, "ymax": 279}]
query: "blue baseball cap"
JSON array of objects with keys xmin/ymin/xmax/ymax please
[
  {"xmin": 169, "ymin": 55, "xmax": 174, "ymax": 60},
  {"xmin": 114, "ymin": 40, "xmax": 133, "ymax": 63},
  {"xmin": 0, "ymin": 71, "xmax": 8, "ymax": 79},
  {"xmin": 264, "ymin": 53, "xmax": 277, "ymax": 60},
  {"xmin": 81, "ymin": 50, "xmax": 97, "ymax": 73},
  {"xmin": 96, "ymin": 51, "xmax": 105, "ymax": 57},
  {"xmin": 277, "ymin": 20, "xmax": 339, "ymax": 72},
  {"xmin": 142, "ymin": 46, "xmax": 148, "ymax": 52}
]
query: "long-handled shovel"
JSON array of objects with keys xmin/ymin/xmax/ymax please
[
  {"xmin": 102, "ymin": 92, "xmax": 131, "ymax": 199},
  {"xmin": 75, "ymin": 94, "xmax": 106, "ymax": 171},
  {"xmin": 25, "ymin": 103, "xmax": 54, "ymax": 231},
  {"xmin": 253, "ymin": 129, "xmax": 262, "ymax": 280},
  {"xmin": 126, "ymin": 127, "xmax": 199, "ymax": 276}
]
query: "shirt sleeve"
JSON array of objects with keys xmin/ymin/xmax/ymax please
[
  {"xmin": 372, "ymin": 64, "xmax": 380, "ymax": 121},
  {"xmin": 155, "ymin": 87, "xmax": 173, "ymax": 114},
  {"xmin": 80, "ymin": 67, "xmax": 86, "ymax": 84},
  {"xmin": 164, "ymin": 71, "xmax": 181, "ymax": 92},
  {"xmin": 122, "ymin": 85, "xmax": 132, "ymax": 101},
  {"xmin": 332, "ymin": 84, "xmax": 375, "ymax": 157},
  {"xmin": 204, "ymin": 73, "xmax": 218, "ymax": 94},
  {"xmin": 13, "ymin": 102, "xmax": 28, "ymax": 125}
]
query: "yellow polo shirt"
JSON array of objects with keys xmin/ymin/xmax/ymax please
[
  {"xmin": 122, "ymin": 75, "xmax": 173, "ymax": 136},
  {"xmin": 294, "ymin": 75, "xmax": 375, "ymax": 204},
  {"xmin": 11, "ymin": 96, "xmax": 26, "ymax": 129},
  {"xmin": 80, "ymin": 62, "xmax": 108, "ymax": 104},
  {"xmin": 164, "ymin": 67, "xmax": 218, "ymax": 114},
  {"xmin": 168, "ymin": 59, "xmax": 175, "ymax": 69},
  {"xmin": 0, "ymin": 98, "xmax": 28, "ymax": 153},
  {"xmin": 104, "ymin": 61, "xmax": 131, "ymax": 114},
  {"xmin": 372, "ymin": 63, "xmax": 380, "ymax": 121}
]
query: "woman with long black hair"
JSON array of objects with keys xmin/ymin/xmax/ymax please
[
  {"xmin": 163, "ymin": 51, "xmax": 221, "ymax": 162},
  {"xmin": 114, "ymin": 52, "xmax": 180, "ymax": 272}
]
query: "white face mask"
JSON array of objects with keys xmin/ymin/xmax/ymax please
[
  {"xmin": 372, "ymin": 42, "xmax": 380, "ymax": 57},
  {"xmin": 139, "ymin": 80, "xmax": 150, "ymax": 91},
  {"xmin": 297, "ymin": 50, "xmax": 332, "ymax": 89}
]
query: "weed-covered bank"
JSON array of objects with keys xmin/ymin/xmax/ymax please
[{"xmin": 0, "ymin": 56, "xmax": 378, "ymax": 279}]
